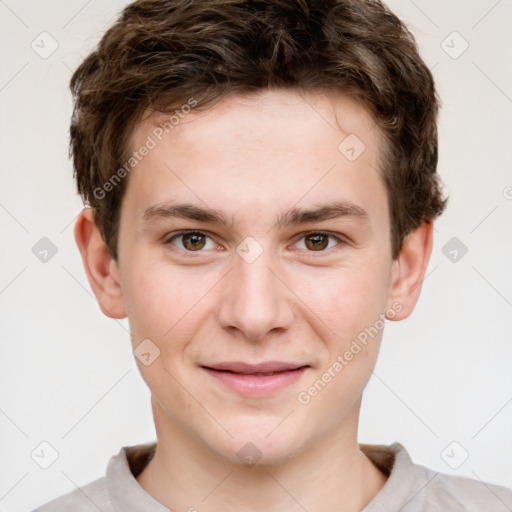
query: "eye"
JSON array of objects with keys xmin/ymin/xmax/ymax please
[
  {"xmin": 164, "ymin": 230, "xmax": 345, "ymax": 255},
  {"xmin": 293, "ymin": 231, "xmax": 344, "ymax": 252},
  {"xmin": 166, "ymin": 230, "xmax": 217, "ymax": 252}
]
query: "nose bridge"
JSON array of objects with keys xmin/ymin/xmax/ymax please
[{"xmin": 216, "ymin": 242, "xmax": 294, "ymax": 341}]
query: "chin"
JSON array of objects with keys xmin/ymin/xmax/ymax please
[
  {"xmin": 217, "ymin": 441, "xmax": 302, "ymax": 468},
  {"xmin": 204, "ymin": 418, "xmax": 309, "ymax": 467}
]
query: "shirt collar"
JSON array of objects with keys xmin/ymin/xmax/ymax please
[
  {"xmin": 107, "ymin": 442, "xmax": 169, "ymax": 511},
  {"xmin": 106, "ymin": 441, "xmax": 414, "ymax": 511},
  {"xmin": 360, "ymin": 442, "xmax": 415, "ymax": 511}
]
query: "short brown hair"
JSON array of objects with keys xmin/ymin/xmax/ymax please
[{"xmin": 70, "ymin": 0, "xmax": 447, "ymax": 261}]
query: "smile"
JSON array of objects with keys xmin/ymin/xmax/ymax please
[{"xmin": 201, "ymin": 363, "xmax": 310, "ymax": 397}]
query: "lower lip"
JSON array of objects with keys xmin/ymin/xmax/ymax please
[{"xmin": 202, "ymin": 367, "xmax": 308, "ymax": 397}]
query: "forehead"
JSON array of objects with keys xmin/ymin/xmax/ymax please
[
  {"xmin": 139, "ymin": 89, "xmax": 380, "ymax": 158},
  {"xmin": 122, "ymin": 89, "xmax": 387, "ymax": 228}
]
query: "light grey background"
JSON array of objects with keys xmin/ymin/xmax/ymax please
[{"xmin": 0, "ymin": 1, "xmax": 511, "ymax": 510}]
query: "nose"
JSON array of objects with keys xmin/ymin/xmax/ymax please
[{"xmin": 216, "ymin": 247, "xmax": 295, "ymax": 342}]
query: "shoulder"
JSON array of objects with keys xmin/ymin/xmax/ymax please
[
  {"xmin": 409, "ymin": 460, "xmax": 512, "ymax": 511},
  {"xmin": 28, "ymin": 442, "xmax": 157, "ymax": 512},
  {"xmin": 29, "ymin": 476, "xmax": 113, "ymax": 512},
  {"xmin": 363, "ymin": 442, "xmax": 512, "ymax": 512}
]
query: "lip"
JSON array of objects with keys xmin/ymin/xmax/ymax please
[
  {"xmin": 201, "ymin": 361, "xmax": 310, "ymax": 397},
  {"xmin": 204, "ymin": 361, "xmax": 307, "ymax": 374}
]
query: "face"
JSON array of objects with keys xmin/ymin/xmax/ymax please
[{"xmin": 114, "ymin": 89, "xmax": 400, "ymax": 464}]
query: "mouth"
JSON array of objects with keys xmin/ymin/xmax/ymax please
[{"xmin": 200, "ymin": 361, "xmax": 310, "ymax": 397}]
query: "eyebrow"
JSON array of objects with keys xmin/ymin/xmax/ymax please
[{"xmin": 142, "ymin": 200, "xmax": 369, "ymax": 228}]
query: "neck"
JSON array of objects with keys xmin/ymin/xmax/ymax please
[{"xmin": 136, "ymin": 397, "xmax": 388, "ymax": 512}]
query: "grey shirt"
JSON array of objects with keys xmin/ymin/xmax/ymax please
[{"xmin": 31, "ymin": 442, "xmax": 512, "ymax": 511}]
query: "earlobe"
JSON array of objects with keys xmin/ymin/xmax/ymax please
[
  {"xmin": 74, "ymin": 208, "xmax": 127, "ymax": 319},
  {"xmin": 386, "ymin": 222, "xmax": 434, "ymax": 321}
]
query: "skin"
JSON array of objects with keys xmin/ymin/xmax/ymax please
[{"xmin": 75, "ymin": 88, "xmax": 433, "ymax": 512}]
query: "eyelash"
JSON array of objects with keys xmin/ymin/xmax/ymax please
[{"xmin": 163, "ymin": 230, "xmax": 346, "ymax": 256}]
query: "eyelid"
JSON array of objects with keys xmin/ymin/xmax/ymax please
[
  {"xmin": 163, "ymin": 230, "xmax": 220, "ymax": 252},
  {"xmin": 164, "ymin": 229, "xmax": 347, "ymax": 255},
  {"xmin": 290, "ymin": 230, "xmax": 347, "ymax": 252}
]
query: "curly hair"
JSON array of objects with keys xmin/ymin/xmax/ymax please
[{"xmin": 70, "ymin": 0, "xmax": 447, "ymax": 261}]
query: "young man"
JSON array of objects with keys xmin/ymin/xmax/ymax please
[{"xmin": 32, "ymin": 0, "xmax": 512, "ymax": 511}]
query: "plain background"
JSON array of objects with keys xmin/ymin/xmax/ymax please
[{"xmin": 0, "ymin": 1, "xmax": 511, "ymax": 510}]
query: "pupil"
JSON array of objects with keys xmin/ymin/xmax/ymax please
[
  {"xmin": 307, "ymin": 234, "xmax": 328, "ymax": 251},
  {"xmin": 181, "ymin": 233, "xmax": 329, "ymax": 251},
  {"xmin": 184, "ymin": 233, "xmax": 205, "ymax": 250}
]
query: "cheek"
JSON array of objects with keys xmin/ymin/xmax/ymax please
[
  {"xmin": 124, "ymin": 258, "xmax": 204, "ymax": 335},
  {"xmin": 295, "ymin": 264, "xmax": 388, "ymax": 418},
  {"xmin": 123, "ymin": 264, "xmax": 206, "ymax": 399},
  {"xmin": 298, "ymin": 259, "xmax": 391, "ymax": 343}
]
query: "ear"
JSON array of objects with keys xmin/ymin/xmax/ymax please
[
  {"xmin": 74, "ymin": 208, "xmax": 126, "ymax": 319},
  {"xmin": 386, "ymin": 221, "xmax": 434, "ymax": 321}
]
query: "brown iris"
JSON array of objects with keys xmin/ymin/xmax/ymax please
[
  {"xmin": 182, "ymin": 232, "xmax": 207, "ymax": 251},
  {"xmin": 178, "ymin": 232, "xmax": 331, "ymax": 252},
  {"xmin": 304, "ymin": 233, "xmax": 329, "ymax": 251}
]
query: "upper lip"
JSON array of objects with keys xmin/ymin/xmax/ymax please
[{"xmin": 202, "ymin": 361, "xmax": 309, "ymax": 374}]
